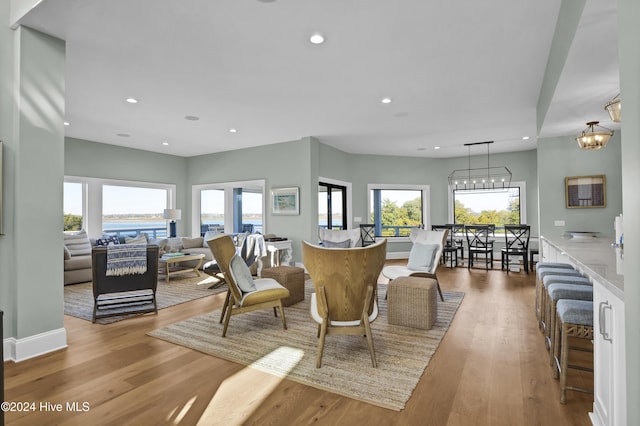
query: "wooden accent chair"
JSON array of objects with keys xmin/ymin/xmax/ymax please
[
  {"xmin": 207, "ymin": 234, "xmax": 289, "ymax": 337},
  {"xmin": 301, "ymin": 239, "xmax": 387, "ymax": 368},
  {"xmin": 381, "ymin": 228, "xmax": 447, "ymax": 301}
]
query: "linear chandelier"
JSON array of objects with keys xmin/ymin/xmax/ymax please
[
  {"xmin": 448, "ymin": 141, "xmax": 512, "ymax": 190},
  {"xmin": 575, "ymin": 121, "xmax": 613, "ymax": 150}
]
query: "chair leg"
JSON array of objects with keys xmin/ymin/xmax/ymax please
[
  {"xmin": 219, "ymin": 290, "xmax": 231, "ymax": 324},
  {"xmin": 436, "ymin": 280, "xmax": 444, "ymax": 302},
  {"xmin": 278, "ymin": 301, "xmax": 287, "ymax": 330},
  {"xmin": 316, "ymin": 320, "xmax": 328, "ymax": 368},
  {"xmin": 363, "ymin": 317, "xmax": 377, "ymax": 368},
  {"xmin": 221, "ymin": 301, "xmax": 233, "ymax": 337}
]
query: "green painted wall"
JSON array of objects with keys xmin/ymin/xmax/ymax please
[
  {"xmin": 537, "ymin": 133, "xmax": 623, "ymax": 239},
  {"xmin": 64, "ymin": 138, "xmax": 189, "ymax": 235}
]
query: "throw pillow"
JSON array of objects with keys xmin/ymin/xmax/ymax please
[
  {"xmin": 407, "ymin": 242, "xmax": 439, "ymax": 272},
  {"xmin": 228, "ymin": 254, "xmax": 257, "ymax": 293},
  {"xmin": 148, "ymin": 238, "xmax": 168, "ymax": 250},
  {"xmin": 95, "ymin": 235, "xmax": 120, "ymax": 246},
  {"xmin": 182, "ymin": 236, "xmax": 204, "ymax": 249},
  {"xmin": 321, "ymin": 239, "xmax": 351, "ymax": 248},
  {"xmin": 63, "ymin": 230, "xmax": 92, "ymax": 256},
  {"xmin": 125, "ymin": 235, "xmax": 148, "ymax": 245}
]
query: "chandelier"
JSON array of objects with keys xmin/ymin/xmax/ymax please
[
  {"xmin": 448, "ymin": 141, "xmax": 512, "ymax": 190},
  {"xmin": 604, "ymin": 93, "xmax": 621, "ymax": 123},
  {"xmin": 575, "ymin": 121, "xmax": 613, "ymax": 150}
]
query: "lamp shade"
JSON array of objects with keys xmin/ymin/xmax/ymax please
[
  {"xmin": 575, "ymin": 121, "xmax": 613, "ymax": 150},
  {"xmin": 604, "ymin": 95, "xmax": 621, "ymax": 123},
  {"xmin": 163, "ymin": 208, "xmax": 181, "ymax": 221}
]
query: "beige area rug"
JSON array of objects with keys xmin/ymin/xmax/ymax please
[
  {"xmin": 64, "ymin": 274, "xmax": 227, "ymax": 324},
  {"xmin": 148, "ymin": 281, "xmax": 464, "ymax": 411}
]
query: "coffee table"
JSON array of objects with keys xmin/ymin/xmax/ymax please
[{"xmin": 159, "ymin": 253, "xmax": 205, "ymax": 283}]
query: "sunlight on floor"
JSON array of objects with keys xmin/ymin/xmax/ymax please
[{"xmin": 196, "ymin": 346, "xmax": 304, "ymax": 425}]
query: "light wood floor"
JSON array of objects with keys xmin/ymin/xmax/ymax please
[{"xmin": 4, "ymin": 261, "xmax": 593, "ymax": 425}]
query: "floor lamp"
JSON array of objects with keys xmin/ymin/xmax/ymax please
[{"xmin": 163, "ymin": 208, "xmax": 181, "ymax": 238}]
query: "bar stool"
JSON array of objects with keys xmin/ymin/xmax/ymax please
[
  {"xmin": 553, "ymin": 299, "xmax": 594, "ymax": 404},
  {"xmin": 535, "ymin": 262, "xmax": 575, "ymax": 271},
  {"xmin": 545, "ymin": 283, "xmax": 593, "ymax": 364},
  {"xmin": 536, "ymin": 267, "xmax": 583, "ymax": 325},
  {"xmin": 540, "ymin": 274, "xmax": 590, "ymax": 335}
]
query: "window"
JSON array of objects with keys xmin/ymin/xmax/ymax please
[
  {"xmin": 102, "ymin": 184, "xmax": 170, "ymax": 238},
  {"xmin": 63, "ymin": 181, "xmax": 85, "ymax": 231},
  {"xmin": 193, "ymin": 180, "xmax": 265, "ymax": 236},
  {"xmin": 367, "ymin": 184, "xmax": 430, "ymax": 237},
  {"xmin": 318, "ymin": 182, "xmax": 347, "ymax": 230},
  {"xmin": 65, "ymin": 176, "xmax": 175, "ymax": 238},
  {"xmin": 449, "ymin": 182, "xmax": 526, "ymax": 232}
]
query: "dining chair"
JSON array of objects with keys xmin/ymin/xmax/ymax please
[
  {"xmin": 431, "ymin": 224, "xmax": 459, "ymax": 267},
  {"xmin": 465, "ymin": 224, "xmax": 494, "ymax": 270},
  {"xmin": 501, "ymin": 224, "xmax": 531, "ymax": 273}
]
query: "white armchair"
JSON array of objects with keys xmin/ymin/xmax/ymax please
[
  {"xmin": 382, "ymin": 228, "xmax": 448, "ymax": 301},
  {"xmin": 318, "ymin": 227, "xmax": 361, "ymax": 248}
]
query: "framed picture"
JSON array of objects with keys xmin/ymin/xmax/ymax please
[
  {"xmin": 565, "ymin": 175, "xmax": 606, "ymax": 208},
  {"xmin": 271, "ymin": 187, "xmax": 299, "ymax": 215}
]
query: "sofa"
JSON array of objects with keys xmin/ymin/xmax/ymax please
[{"xmin": 63, "ymin": 231, "xmax": 216, "ymax": 285}]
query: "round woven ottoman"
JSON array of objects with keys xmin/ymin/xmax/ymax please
[
  {"xmin": 387, "ymin": 276, "xmax": 438, "ymax": 330},
  {"xmin": 260, "ymin": 265, "xmax": 305, "ymax": 307}
]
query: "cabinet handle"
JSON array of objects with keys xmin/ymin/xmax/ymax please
[{"xmin": 599, "ymin": 301, "xmax": 613, "ymax": 342}]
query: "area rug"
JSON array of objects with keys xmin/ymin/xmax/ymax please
[
  {"xmin": 148, "ymin": 281, "xmax": 464, "ymax": 411},
  {"xmin": 65, "ymin": 274, "xmax": 226, "ymax": 324}
]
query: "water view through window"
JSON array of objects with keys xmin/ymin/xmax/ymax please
[{"xmin": 102, "ymin": 185, "xmax": 168, "ymax": 237}]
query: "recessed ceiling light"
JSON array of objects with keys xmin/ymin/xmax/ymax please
[
  {"xmin": 522, "ymin": 136, "xmax": 530, "ymax": 140},
  {"xmin": 309, "ymin": 33, "xmax": 325, "ymax": 45},
  {"xmin": 125, "ymin": 97, "xmax": 138, "ymax": 104},
  {"xmin": 184, "ymin": 115, "xmax": 200, "ymax": 121},
  {"xmin": 63, "ymin": 121, "xmax": 70, "ymax": 126},
  {"xmin": 162, "ymin": 142, "xmax": 169, "ymax": 146},
  {"xmin": 434, "ymin": 146, "xmax": 441, "ymax": 150},
  {"xmin": 229, "ymin": 128, "xmax": 237, "ymax": 133},
  {"xmin": 381, "ymin": 98, "xmax": 392, "ymax": 104},
  {"xmin": 117, "ymin": 133, "xmax": 130, "ymax": 137}
]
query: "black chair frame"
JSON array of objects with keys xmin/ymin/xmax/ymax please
[
  {"xmin": 465, "ymin": 225, "xmax": 494, "ymax": 270},
  {"xmin": 501, "ymin": 224, "xmax": 531, "ymax": 273}
]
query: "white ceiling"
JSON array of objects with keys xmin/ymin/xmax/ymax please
[{"xmin": 17, "ymin": 0, "xmax": 620, "ymax": 159}]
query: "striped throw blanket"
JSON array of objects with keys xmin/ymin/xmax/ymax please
[{"xmin": 106, "ymin": 244, "xmax": 147, "ymax": 276}]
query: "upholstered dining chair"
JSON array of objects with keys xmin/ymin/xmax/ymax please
[
  {"xmin": 381, "ymin": 228, "xmax": 447, "ymax": 301},
  {"xmin": 207, "ymin": 234, "xmax": 290, "ymax": 337},
  {"xmin": 318, "ymin": 227, "xmax": 361, "ymax": 248},
  {"xmin": 301, "ymin": 239, "xmax": 387, "ymax": 368},
  {"xmin": 501, "ymin": 224, "xmax": 531, "ymax": 273}
]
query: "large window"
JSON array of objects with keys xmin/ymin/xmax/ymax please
[
  {"xmin": 368, "ymin": 184, "xmax": 430, "ymax": 237},
  {"xmin": 318, "ymin": 182, "xmax": 347, "ymax": 230},
  {"xmin": 63, "ymin": 181, "xmax": 85, "ymax": 231},
  {"xmin": 449, "ymin": 182, "xmax": 526, "ymax": 232},
  {"xmin": 102, "ymin": 185, "xmax": 169, "ymax": 238},
  {"xmin": 64, "ymin": 176, "xmax": 175, "ymax": 238},
  {"xmin": 193, "ymin": 180, "xmax": 265, "ymax": 236}
]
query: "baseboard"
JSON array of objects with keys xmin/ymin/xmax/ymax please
[
  {"xmin": 3, "ymin": 327, "xmax": 67, "ymax": 362},
  {"xmin": 386, "ymin": 251, "xmax": 410, "ymax": 260}
]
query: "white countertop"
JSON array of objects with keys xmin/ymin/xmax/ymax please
[{"xmin": 541, "ymin": 235, "xmax": 624, "ymax": 299}]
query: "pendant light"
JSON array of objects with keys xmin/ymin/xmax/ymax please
[
  {"xmin": 575, "ymin": 121, "xmax": 613, "ymax": 150},
  {"xmin": 448, "ymin": 141, "xmax": 512, "ymax": 189},
  {"xmin": 604, "ymin": 93, "xmax": 621, "ymax": 123}
]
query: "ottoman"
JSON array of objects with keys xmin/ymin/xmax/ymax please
[
  {"xmin": 260, "ymin": 266, "xmax": 305, "ymax": 307},
  {"xmin": 387, "ymin": 276, "xmax": 438, "ymax": 330}
]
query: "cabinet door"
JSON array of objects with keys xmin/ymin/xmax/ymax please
[{"xmin": 591, "ymin": 282, "xmax": 626, "ymax": 426}]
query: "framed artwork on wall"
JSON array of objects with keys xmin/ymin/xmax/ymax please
[
  {"xmin": 565, "ymin": 175, "xmax": 606, "ymax": 208},
  {"xmin": 271, "ymin": 187, "xmax": 299, "ymax": 215}
]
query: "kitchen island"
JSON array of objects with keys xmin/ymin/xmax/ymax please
[{"xmin": 540, "ymin": 235, "xmax": 625, "ymax": 426}]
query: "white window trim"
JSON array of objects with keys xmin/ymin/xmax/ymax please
[
  {"xmin": 319, "ymin": 176, "xmax": 353, "ymax": 230},
  {"xmin": 64, "ymin": 175, "xmax": 176, "ymax": 239},
  {"xmin": 192, "ymin": 179, "xmax": 266, "ymax": 237},
  {"xmin": 447, "ymin": 180, "xmax": 527, "ymax": 225},
  {"xmin": 367, "ymin": 183, "xmax": 431, "ymax": 242}
]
